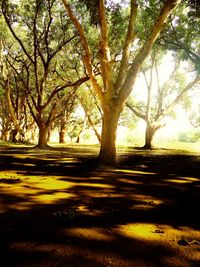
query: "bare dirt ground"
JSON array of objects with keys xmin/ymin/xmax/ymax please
[{"xmin": 0, "ymin": 144, "xmax": 200, "ymax": 267}]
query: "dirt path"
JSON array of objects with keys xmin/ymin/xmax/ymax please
[{"xmin": 0, "ymin": 145, "xmax": 200, "ymax": 267}]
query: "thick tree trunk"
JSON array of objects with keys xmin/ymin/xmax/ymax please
[
  {"xmin": 1, "ymin": 130, "xmax": 10, "ymax": 141},
  {"xmin": 59, "ymin": 131, "xmax": 65, "ymax": 143},
  {"xmin": 10, "ymin": 129, "xmax": 18, "ymax": 143},
  {"xmin": 143, "ymin": 122, "xmax": 155, "ymax": 149},
  {"xmin": 37, "ymin": 124, "xmax": 49, "ymax": 148},
  {"xmin": 98, "ymin": 103, "xmax": 121, "ymax": 164}
]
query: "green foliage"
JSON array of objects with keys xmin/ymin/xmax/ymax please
[
  {"xmin": 178, "ymin": 131, "xmax": 200, "ymax": 142},
  {"xmin": 159, "ymin": 1, "xmax": 200, "ymax": 70},
  {"xmin": 184, "ymin": 0, "xmax": 200, "ymax": 17},
  {"xmin": 109, "ymin": 4, "xmax": 130, "ymax": 57},
  {"xmin": 137, "ymin": 1, "xmax": 162, "ymax": 41}
]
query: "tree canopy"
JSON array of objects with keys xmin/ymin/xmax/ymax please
[{"xmin": 0, "ymin": 0, "xmax": 199, "ymax": 163}]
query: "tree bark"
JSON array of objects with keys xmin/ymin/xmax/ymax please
[
  {"xmin": 59, "ymin": 131, "xmax": 65, "ymax": 143},
  {"xmin": 98, "ymin": 102, "xmax": 122, "ymax": 164},
  {"xmin": 10, "ymin": 129, "xmax": 18, "ymax": 143},
  {"xmin": 37, "ymin": 123, "xmax": 49, "ymax": 148},
  {"xmin": 143, "ymin": 122, "xmax": 156, "ymax": 149},
  {"xmin": 1, "ymin": 130, "xmax": 10, "ymax": 141},
  {"xmin": 59, "ymin": 114, "xmax": 66, "ymax": 143}
]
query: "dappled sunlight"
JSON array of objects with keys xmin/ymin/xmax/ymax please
[
  {"xmin": 32, "ymin": 191, "xmax": 74, "ymax": 205},
  {"xmin": 131, "ymin": 194, "xmax": 166, "ymax": 209},
  {"xmin": 54, "ymin": 157, "xmax": 81, "ymax": 163},
  {"xmin": 117, "ymin": 223, "xmax": 200, "ymax": 245},
  {"xmin": 65, "ymin": 227, "xmax": 115, "ymax": 242},
  {"xmin": 0, "ymin": 146, "xmax": 200, "ymax": 267},
  {"xmin": 77, "ymin": 182, "xmax": 113, "ymax": 189},
  {"xmin": 116, "ymin": 223, "xmax": 200, "ymax": 262},
  {"xmin": 164, "ymin": 176, "xmax": 200, "ymax": 184},
  {"xmin": 117, "ymin": 223, "xmax": 163, "ymax": 241},
  {"xmin": 113, "ymin": 169, "xmax": 156, "ymax": 176},
  {"xmin": 117, "ymin": 178, "xmax": 142, "ymax": 185},
  {"xmin": 165, "ymin": 178, "xmax": 194, "ymax": 184},
  {"xmin": 29, "ymin": 176, "xmax": 74, "ymax": 190},
  {"xmin": 0, "ymin": 170, "xmax": 76, "ymax": 212}
]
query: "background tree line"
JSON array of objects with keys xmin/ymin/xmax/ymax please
[{"xmin": 0, "ymin": 0, "xmax": 199, "ymax": 164}]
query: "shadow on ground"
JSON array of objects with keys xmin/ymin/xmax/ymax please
[{"xmin": 0, "ymin": 145, "xmax": 200, "ymax": 267}]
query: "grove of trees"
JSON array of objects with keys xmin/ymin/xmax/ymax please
[{"xmin": 0, "ymin": 0, "xmax": 199, "ymax": 164}]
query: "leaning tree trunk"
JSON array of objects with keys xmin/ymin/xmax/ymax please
[
  {"xmin": 98, "ymin": 103, "xmax": 122, "ymax": 164},
  {"xmin": 143, "ymin": 122, "xmax": 155, "ymax": 149}
]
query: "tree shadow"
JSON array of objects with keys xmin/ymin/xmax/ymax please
[{"xmin": 0, "ymin": 146, "xmax": 200, "ymax": 266}]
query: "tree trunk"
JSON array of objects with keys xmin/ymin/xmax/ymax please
[
  {"xmin": 59, "ymin": 131, "xmax": 65, "ymax": 143},
  {"xmin": 98, "ymin": 103, "xmax": 121, "ymax": 164},
  {"xmin": 76, "ymin": 116, "xmax": 86, "ymax": 143},
  {"xmin": 1, "ymin": 130, "xmax": 10, "ymax": 141},
  {"xmin": 47, "ymin": 128, "xmax": 51, "ymax": 142},
  {"xmin": 37, "ymin": 124, "xmax": 49, "ymax": 148},
  {"xmin": 143, "ymin": 122, "xmax": 155, "ymax": 149},
  {"xmin": 76, "ymin": 133, "xmax": 80, "ymax": 143},
  {"xmin": 10, "ymin": 129, "xmax": 18, "ymax": 143},
  {"xmin": 59, "ymin": 115, "xmax": 66, "ymax": 143}
]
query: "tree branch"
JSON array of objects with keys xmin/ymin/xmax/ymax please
[
  {"xmin": 98, "ymin": 0, "xmax": 113, "ymax": 92},
  {"xmin": 2, "ymin": 0, "xmax": 34, "ymax": 64},
  {"xmin": 163, "ymin": 74, "xmax": 200, "ymax": 116},
  {"xmin": 126, "ymin": 102, "xmax": 146, "ymax": 120},
  {"xmin": 61, "ymin": 0, "xmax": 104, "ymax": 103},
  {"xmin": 118, "ymin": 0, "xmax": 181, "ymax": 105},
  {"xmin": 42, "ymin": 75, "xmax": 89, "ymax": 110},
  {"xmin": 115, "ymin": 0, "xmax": 138, "ymax": 92}
]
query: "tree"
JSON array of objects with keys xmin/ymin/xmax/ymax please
[
  {"xmin": 0, "ymin": 48, "xmax": 28, "ymax": 142},
  {"xmin": 2, "ymin": 0, "xmax": 89, "ymax": 147},
  {"xmin": 58, "ymin": 92, "xmax": 77, "ymax": 143},
  {"xmin": 183, "ymin": 86, "xmax": 200, "ymax": 129},
  {"xmin": 61, "ymin": 0, "xmax": 181, "ymax": 164},
  {"xmin": 160, "ymin": 1, "xmax": 200, "ymax": 70},
  {"xmin": 127, "ymin": 50, "xmax": 200, "ymax": 149},
  {"xmin": 76, "ymin": 84, "xmax": 102, "ymax": 143},
  {"xmin": 0, "ymin": 86, "xmax": 11, "ymax": 141}
]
